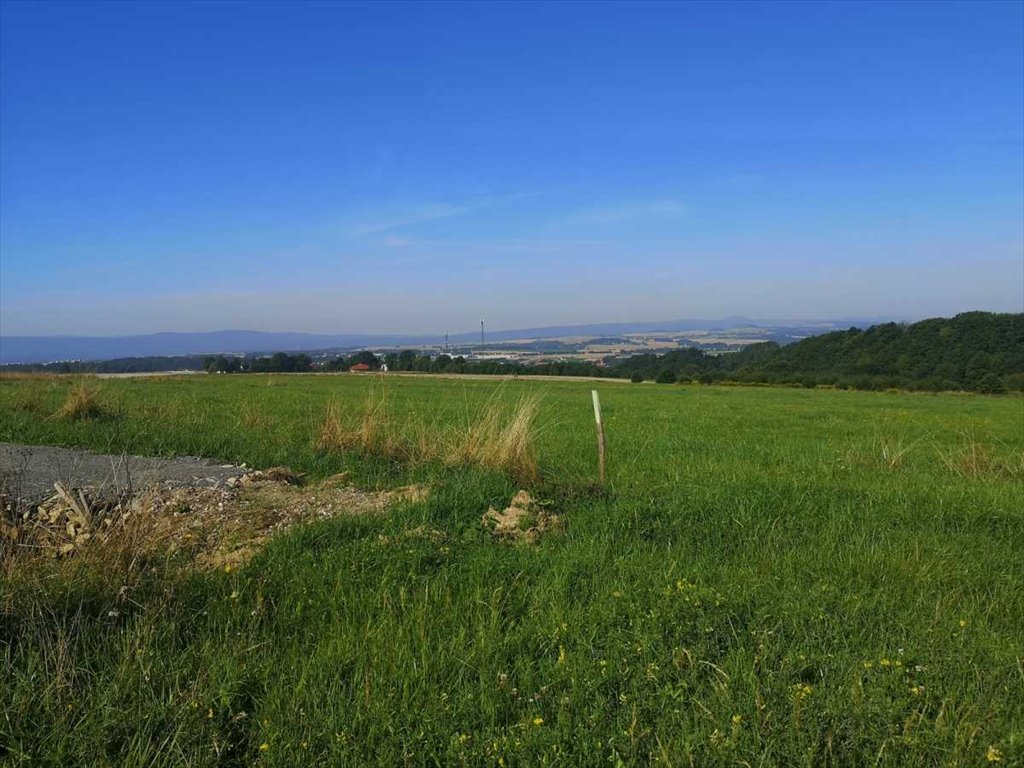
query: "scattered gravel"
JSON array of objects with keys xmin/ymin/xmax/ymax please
[{"xmin": 0, "ymin": 442, "xmax": 248, "ymax": 505}]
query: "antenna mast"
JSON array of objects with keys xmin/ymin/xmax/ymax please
[{"xmin": 480, "ymin": 318, "xmax": 485, "ymax": 346}]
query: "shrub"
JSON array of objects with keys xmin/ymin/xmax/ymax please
[
  {"xmin": 630, "ymin": 372, "xmax": 644, "ymax": 383},
  {"xmin": 655, "ymin": 369, "xmax": 675, "ymax": 384},
  {"xmin": 978, "ymin": 373, "xmax": 1006, "ymax": 394}
]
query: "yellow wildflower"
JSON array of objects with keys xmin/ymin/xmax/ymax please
[
  {"xmin": 987, "ymin": 745, "xmax": 1003, "ymax": 762},
  {"xmin": 259, "ymin": 742, "xmax": 269, "ymax": 752},
  {"xmin": 959, "ymin": 619, "xmax": 968, "ymax": 628},
  {"xmin": 533, "ymin": 717, "xmax": 544, "ymax": 726},
  {"xmin": 731, "ymin": 714, "xmax": 742, "ymax": 725}
]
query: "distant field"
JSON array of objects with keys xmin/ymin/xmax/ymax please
[{"xmin": 2, "ymin": 374, "xmax": 1022, "ymax": 766}]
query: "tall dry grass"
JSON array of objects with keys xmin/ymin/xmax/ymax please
[
  {"xmin": 314, "ymin": 383, "xmax": 542, "ymax": 480},
  {"xmin": 52, "ymin": 380, "xmax": 104, "ymax": 420},
  {"xmin": 444, "ymin": 389, "xmax": 541, "ymax": 480},
  {"xmin": 315, "ymin": 385, "xmax": 410, "ymax": 459}
]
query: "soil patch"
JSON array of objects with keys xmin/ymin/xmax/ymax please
[{"xmin": 1, "ymin": 443, "xmax": 430, "ymax": 569}]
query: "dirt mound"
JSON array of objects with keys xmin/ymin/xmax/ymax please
[
  {"xmin": 229, "ymin": 466, "xmax": 304, "ymax": 487},
  {"xmin": 482, "ymin": 490, "xmax": 560, "ymax": 543},
  {"xmin": 3, "ymin": 469, "xmax": 431, "ymax": 569}
]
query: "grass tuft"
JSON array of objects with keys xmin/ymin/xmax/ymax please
[
  {"xmin": 446, "ymin": 390, "xmax": 541, "ymax": 481},
  {"xmin": 937, "ymin": 435, "xmax": 1024, "ymax": 479},
  {"xmin": 52, "ymin": 380, "xmax": 104, "ymax": 420},
  {"xmin": 237, "ymin": 399, "xmax": 272, "ymax": 430},
  {"xmin": 315, "ymin": 399, "xmax": 348, "ymax": 453}
]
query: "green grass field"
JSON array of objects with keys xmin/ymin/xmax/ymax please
[{"xmin": 2, "ymin": 374, "xmax": 1022, "ymax": 766}]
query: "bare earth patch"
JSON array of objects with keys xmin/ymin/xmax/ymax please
[{"xmin": 3, "ymin": 465, "xmax": 430, "ymax": 569}]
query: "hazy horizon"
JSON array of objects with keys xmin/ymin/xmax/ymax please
[
  {"xmin": 2, "ymin": 311, "xmax": 923, "ymax": 342},
  {"xmin": 2, "ymin": 1, "xmax": 1022, "ymax": 337}
]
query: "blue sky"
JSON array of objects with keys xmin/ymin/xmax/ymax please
[{"xmin": 1, "ymin": 0, "xmax": 1021, "ymax": 336}]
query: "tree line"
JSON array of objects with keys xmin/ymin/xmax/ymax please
[
  {"xmin": 611, "ymin": 312, "xmax": 1023, "ymax": 393},
  {"xmin": 5, "ymin": 312, "xmax": 1019, "ymax": 394}
]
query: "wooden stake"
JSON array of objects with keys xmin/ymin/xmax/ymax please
[{"xmin": 592, "ymin": 390, "xmax": 606, "ymax": 486}]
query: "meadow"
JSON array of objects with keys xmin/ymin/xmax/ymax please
[{"xmin": 1, "ymin": 373, "xmax": 1022, "ymax": 766}]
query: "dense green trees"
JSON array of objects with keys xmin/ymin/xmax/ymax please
[
  {"xmin": 203, "ymin": 355, "xmax": 243, "ymax": 373},
  {"xmin": 248, "ymin": 353, "xmax": 312, "ymax": 373},
  {"xmin": 610, "ymin": 312, "xmax": 1022, "ymax": 392}
]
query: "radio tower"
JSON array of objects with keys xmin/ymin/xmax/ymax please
[
  {"xmin": 480, "ymin": 318, "xmax": 485, "ymax": 346},
  {"xmin": 444, "ymin": 330, "xmax": 449, "ymax": 353}
]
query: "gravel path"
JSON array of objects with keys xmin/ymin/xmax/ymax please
[{"xmin": 0, "ymin": 443, "xmax": 247, "ymax": 504}]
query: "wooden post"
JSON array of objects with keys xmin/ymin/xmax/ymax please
[{"xmin": 592, "ymin": 390, "xmax": 606, "ymax": 486}]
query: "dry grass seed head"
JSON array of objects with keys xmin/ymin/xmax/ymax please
[{"xmin": 315, "ymin": 399, "xmax": 350, "ymax": 453}]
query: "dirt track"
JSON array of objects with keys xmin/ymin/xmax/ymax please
[{"xmin": 0, "ymin": 442, "xmax": 247, "ymax": 504}]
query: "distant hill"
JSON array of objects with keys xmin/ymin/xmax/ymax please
[
  {"xmin": 749, "ymin": 312, "xmax": 1023, "ymax": 390},
  {"xmin": 613, "ymin": 312, "xmax": 1024, "ymax": 392},
  {"xmin": 0, "ymin": 330, "xmax": 429, "ymax": 365},
  {"xmin": 0, "ymin": 317, "xmax": 900, "ymax": 364}
]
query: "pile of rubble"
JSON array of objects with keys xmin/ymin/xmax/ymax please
[
  {"xmin": 482, "ymin": 490, "xmax": 561, "ymax": 543},
  {"xmin": 2, "ymin": 468, "xmax": 431, "ymax": 568},
  {"xmin": 3, "ymin": 480, "xmax": 140, "ymax": 556}
]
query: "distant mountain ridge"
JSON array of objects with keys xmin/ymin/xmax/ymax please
[{"xmin": 1, "ymin": 316, "xmax": 905, "ymax": 364}]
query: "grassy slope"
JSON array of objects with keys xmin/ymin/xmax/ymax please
[{"xmin": 1, "ymin": 374, "xmax": 1022, "ymax": 767}]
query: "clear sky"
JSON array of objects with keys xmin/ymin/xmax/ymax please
[{"xmin": 1, "ymin": 0, "xmax": 1021, "ymax": 336}]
